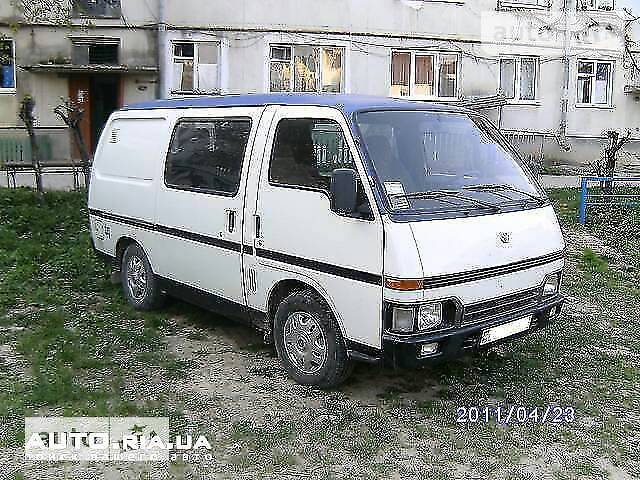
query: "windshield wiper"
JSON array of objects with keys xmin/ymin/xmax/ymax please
[
  {"xmin": 389, "ymin": 190, "xmax": 501, "ymax": 212},
  {"xmin": 462, "ymin": 183, "xmax": 544, "ymax": 204}
]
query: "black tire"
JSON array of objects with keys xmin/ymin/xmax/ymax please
[
  {"xmin": 273, "ymin": 289, "xmax": 353, "ymax": 388},
  {"xmin": 121, "ymin": 243, "xmax": 165, "ymax": 310}
]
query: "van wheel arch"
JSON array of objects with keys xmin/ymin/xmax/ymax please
[
  {"xmin": 115, "ymin": 237, "xmax": 137, "ymax": 270},
  {"xmin": 267, "ymin": 280, "xmax": 344, "ymax": 340}
]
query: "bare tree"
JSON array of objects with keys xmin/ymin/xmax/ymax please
[
  {"xmin": 12, "ymin": 0, "xmax": 72, "ymax": 24},
  {"xmin": 54, "ymin": 99, "xmax": 91, "ymax": 189},
  {"xmin": 18, "ymin": 95, "xmax": 44, "ymax": 194},
  {"xmin": 600, "ymin": 130, "xmax": 631, "ymax": 193}
]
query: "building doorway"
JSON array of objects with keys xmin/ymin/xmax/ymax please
[
  {"xmin": 68, "ymin": 74, "xmax": 122, "ymax": 157},
  {"xmin": 90, "ymin": 76, "xmax": 120, "ymax": 151}
]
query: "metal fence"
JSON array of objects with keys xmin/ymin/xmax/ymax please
[
  {"xmin": 0, "ymin": 135, "xmax": 53, "ymax": 165},
  {"xmin": 578, "ymin": 176, "xmax": 640, "ymax": 224}
]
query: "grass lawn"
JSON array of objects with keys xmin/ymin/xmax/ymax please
[{"xmin": 1, "ymin": 187, "xmax": 639, "ymax": 479}]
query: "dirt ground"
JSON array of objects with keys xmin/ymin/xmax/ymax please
[{"xmin": 2, "ymin": 189, "xmax": 639, "ymax": 479}]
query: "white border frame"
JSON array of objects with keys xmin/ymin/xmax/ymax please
[{"xmin": 0, "ymin": 38, "xmax": 17, "ymax": 94}]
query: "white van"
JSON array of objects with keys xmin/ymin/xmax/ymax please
[{"xmin": 89, "ymin": 94, "xmax": 565, "ymax": 387}]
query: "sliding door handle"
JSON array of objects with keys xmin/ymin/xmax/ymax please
[
  {"xmin": 226, "ymin": 210, "xmax": 236, "ymax": 233},
  {"xmin": 254, "ymin": 214, "xmax": 261, "ymax": 238}
]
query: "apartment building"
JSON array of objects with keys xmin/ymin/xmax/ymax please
[
  {"xmin": 0, "ymin": 0, "xmax": 157, "ymax": 164},
  {"xmin": 1, "ymin": 0, "xmax": 638, "ymax": 168}
]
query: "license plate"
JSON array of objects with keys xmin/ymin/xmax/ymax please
[{"xmin": 479, "ymin": 316, "xmax": 531, "ymax": 346}]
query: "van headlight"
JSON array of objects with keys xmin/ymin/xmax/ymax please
[
  {"xmin": 391, "ymin": 306, "xmax": 415, "ymax": 333},
  {"xmin": 542, "ymin": 273, "xmax": 561, "ymax": 296},
  {"xmin": 388, "ymin": 301, "xmax": 451, "ymax": 334},
  {"xmin": 418, "ymin": 303, "xmax": 443, "ymax": 331}
]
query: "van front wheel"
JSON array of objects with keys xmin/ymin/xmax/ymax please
[
  {"xmin": 273, "ymin": 289, "xmax": 353, "ymax": 388},
  {"xmin": 121, "ymin": 243, "xmax": 165, "ymax": 310}
]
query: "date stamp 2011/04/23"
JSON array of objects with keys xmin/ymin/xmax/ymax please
[{"xmin": 455, "ymin": 405, "xmax": 575, "ymax": 425}]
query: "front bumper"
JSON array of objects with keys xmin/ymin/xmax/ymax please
[{"xmin": 381, "ymin": 294, "xmax": 565, "ymax": 369}]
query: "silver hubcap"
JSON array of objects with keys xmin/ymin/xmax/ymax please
[
  {"xmin": 126, "ymin": 255, "xmax": 147, "ymax": 301},
  {"xmin": 283, "ymin": 311, "xmax": 328, "ymax": 375}
]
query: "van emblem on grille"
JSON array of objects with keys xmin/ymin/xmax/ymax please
[{"xmin": 498, "ymin": 232, "xmax": 512, "ymax": 245}]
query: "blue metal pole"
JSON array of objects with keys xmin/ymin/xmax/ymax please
[{"xmin": 579, "ymin": 177, "xmax": 588, "ymax": 224}]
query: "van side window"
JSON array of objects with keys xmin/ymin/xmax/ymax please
[
  {"xmin": 165, "ymin": 118, "xmax": 251, "ymax": 195},
  {"xmin": 269, "ymin": 118, "xmax": 356, "ymax": 191}
]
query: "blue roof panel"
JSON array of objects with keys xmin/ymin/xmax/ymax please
[{"xmin": 122, "ymin": 93, "xmax": 468, "ymax": 115}]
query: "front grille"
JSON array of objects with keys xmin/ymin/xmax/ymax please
[{"xmin": 463, "ymin": 287, "xmax": 541, "ymax": 325}]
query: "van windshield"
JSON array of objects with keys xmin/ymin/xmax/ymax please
[{"xmin": 355, "ymin": 110, "xmax": 543, "ymax": 214}]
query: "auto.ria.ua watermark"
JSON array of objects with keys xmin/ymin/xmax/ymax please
[{"xmin": 25, "ymin": 417, "xmax": 212, "ymax": 462}]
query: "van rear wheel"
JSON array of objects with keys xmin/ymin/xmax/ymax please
[
  {"xmin": 273, "ymin": 289, "xmax": 353, "ymax": 388},
  {"xmin": 121, "ymin": 243, "xmax": 165, "ymax": 310}
]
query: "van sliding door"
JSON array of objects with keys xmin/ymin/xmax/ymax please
[{"xmin": 153, "ymin": 107, "xmax": 263, "ymax": 308}]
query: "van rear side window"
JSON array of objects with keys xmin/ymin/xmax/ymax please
[
  {"xmin": 165, "ymin": 118, "xmax": 251, "ymax": 195},
  {"xmin": 269, "ymin": 118, "xmax": 355, "ymax": 191}
]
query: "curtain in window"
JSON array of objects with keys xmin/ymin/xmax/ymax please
[
  {"xmin": 594, "ymin": 63, "xmax": 610, "ymax": 104},
  {"xmin": 270, "ymin": 46, "xmax": 292, "ymax": 92},
  {"xmin": 415, "ymin": 55, "xmax": 434, "ymax": 97},
  {"xmin": 172, "ymin": 43, "xmax": 194, "ymax": 92},
  {"xmin": 197, "ymin": 43, "xmax": 219, "ymax": 93},
  {"xmin": 438, "ymin": 54, "xmax": 457, "ymax": 97},
  {"xmin": 172, "ymin": 61, "xmax": 194, "ymax": 92},
  {"xmin": 294, "ymin": 46, "xmax": 318, "ymax": 93},
  {"xmin": 270, "ymin": 62, "xmax": 291, "ymax": 92},
  {"xmin": 499, "ymin": 59, "xmax": 516, "ymax": 99},
  {"xmin": 577, "ymin": 76, "xmax": 592, "ymax": 103},
  {"xmin": 520, "ymin": 58, "xmax": 537, "ymax": 100},
  {"xmin": 321, "ymin": 48, "xmax": 343, "ymax": 93},
  {"xmin": 391, "ymin": 52, "xmax": 410, "ymax": 97}
]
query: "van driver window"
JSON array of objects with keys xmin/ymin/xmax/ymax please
[
  {"xmin": 165, "ymin": 119, "xmax": 251, "ymax": 195},
  {"xmin": 269, "ymin": 118, "xmax": 356, "ymax": 191}
]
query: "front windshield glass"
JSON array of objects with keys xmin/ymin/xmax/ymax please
[{"xmin": 355, "ymin": 110, "xmax": 542, "ymax": 214}]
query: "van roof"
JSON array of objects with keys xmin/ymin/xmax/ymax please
[{"xmin": 122, "ymin": 93, "xmax": 469, "ymax": 115}]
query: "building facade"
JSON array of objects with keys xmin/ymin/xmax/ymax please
[
  {"xmin": 0, "ymin": 0, "xmax": 158, "ymax": 165},
  {"xmin": 1, "ymin": 0, "xmax": 639, "ymax": 169}
]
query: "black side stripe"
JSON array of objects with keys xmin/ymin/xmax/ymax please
[
  {"xmin": 155, "ymin": 224, "xmax": 241, "ymax": 252},
  {"xmin": 89, "ymin": 208, "xmax": 241, "ymax": 253},
  {"xmin": 90, "ymin": 208, "xmax": 155, "ymax": 231},
  {"xmin": 422, "ymin": 250, "xmax": 565, "ymax": 289},
  {"xmin": 255, "ymin": 248, "xmax": 383, "ymax": 286},
  {"xmin": 89, "ymin": 209, "xmax": 382, "ymax": 286}
]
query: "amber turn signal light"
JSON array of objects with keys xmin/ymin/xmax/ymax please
[{"xmin": 384, "ymin": 278, "xmax": 423, "ymax": 291}]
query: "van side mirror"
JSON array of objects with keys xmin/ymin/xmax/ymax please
[{"xmin": 330, "ymin": 168, "xmax": 358, "ymax": 215}]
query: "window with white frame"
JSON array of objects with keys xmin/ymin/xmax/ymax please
[
  {"xmin": 499, "ymin": 57, "xmax": 539, "ymax": 101},
  {"xmin": 576, "ymin": 60, "xmax": 613, "ymax": 105},
  {"xmin": 0, "ymin": 39, "xmax": 16, "ymax": 91},
  {"xmin": 171, "ymin": 41, "xmax": 220, "ymax": 94},
  {"xmin": 390, "ymin": 50, "xmax": 459, "ymax": 99},
  {"xmin": 578, "ymin": 0, "xmax": 614, "ymax": 11},
  {"xmin": 269, "ymin": 45, "xmax": 344, "ymax": 93}
]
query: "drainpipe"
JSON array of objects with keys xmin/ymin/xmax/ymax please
[
  {"xmin": 558, "ymin": 0, "xmax": 571, "ymax": 150},
  {"xmin": 157, "ymin": 0, "xmax": 168, "ymax": 99}
]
